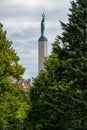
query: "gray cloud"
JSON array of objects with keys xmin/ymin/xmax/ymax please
[{"xmin": 0, "ymin": 0, "xmax": 72, "ymax": 79}]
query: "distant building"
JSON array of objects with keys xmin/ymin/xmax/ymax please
[
  {"xmin": 9, "ymin": 77, "xmax": 31, "ymax": 92},
  {"xmin": 20, "ymin": 79, "xmax": 31, "ymax": 92},
  {"xmin": 38, "ymin": 13, "xmax": 48, "ymax": 72}
]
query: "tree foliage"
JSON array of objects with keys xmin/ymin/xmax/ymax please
[
  {"xmin": 28, "ymin": 0, "xmax": 87, "ymax": 130},
  {"xmin": 0, "ymin": 23, "xmax": 25, "ymax": 79},
  {"xmin": 0, "ymin": 23, "xmax": 29, "ymax": 130}
]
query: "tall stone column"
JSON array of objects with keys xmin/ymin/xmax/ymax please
[{"xmin": 38, "ymin": 13, "xmax": 48, "ymax": 73}]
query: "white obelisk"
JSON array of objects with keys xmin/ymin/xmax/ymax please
[{"xmin": 38, "ymin": 13, "xmax": 48, "ymax": 72}]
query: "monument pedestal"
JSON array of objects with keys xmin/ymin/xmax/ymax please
[{"xmin": 38, "ymin": 41, "xmax": 48, "ymax": 72}]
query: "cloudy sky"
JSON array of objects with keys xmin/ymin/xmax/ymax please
[{"xmin": 0, "ymin": 0, "xmax": 72, "ymax": 79}]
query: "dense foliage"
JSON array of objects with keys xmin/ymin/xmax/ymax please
[
  {"xmin": 27, "ymin": 0, "xmax": 87, "ymax": 130},
  {"xmin": 0, "ymin": 0, "xmax": 87, "ymax": 129},
  {"xmin": 0, "ymin": 23, "xmax": 29, "ymax": 130}
]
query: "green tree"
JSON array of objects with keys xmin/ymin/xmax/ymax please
[
  {"xmin": 28, "ymin": 0, "xmax": 87, "ymax": 130},
  {"xmin": 0, "ymin": 23, "xmax": 24, "ymax": 79},
  {"xmin": 0, "ymin": 23, "xmax": 29, "ymax": 130},
  {"xmin": 52, "ymin": 0, "xmax": 87, "ymax": 129},
  {"xmin": 27, "ymin": 53, "xmax": 59, "ymax": 130}
]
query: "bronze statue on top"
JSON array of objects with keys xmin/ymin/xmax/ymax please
[
  {"xmin": 41, "ymin": 12, "xmax": 45, "ymax": 37},
  {"xmin": 38, "ymin": 12, "xmax": 48, "ymax": 42}
]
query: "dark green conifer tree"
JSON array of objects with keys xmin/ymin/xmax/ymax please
[
  {"xmin": 52, "ymin": 0, "xmax": 87, "ymax": 129},
  {"xmin": 27, "ymin": 0, "xmax": 87, "ymax": 130}
]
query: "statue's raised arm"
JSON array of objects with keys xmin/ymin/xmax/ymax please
[{"xmin": 41, "ymin": 12, "xmax": 45, "ymax": 37}]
